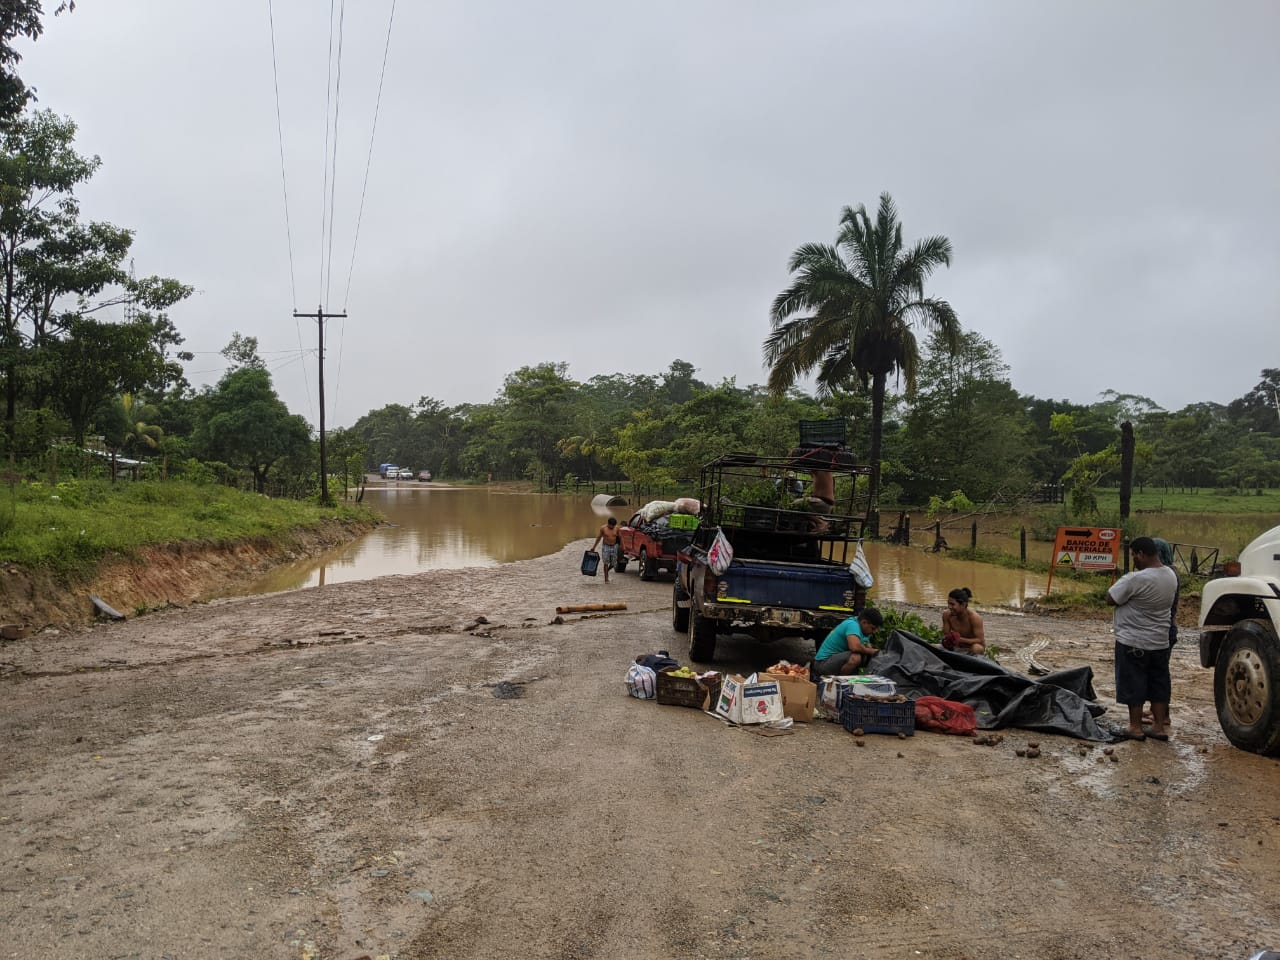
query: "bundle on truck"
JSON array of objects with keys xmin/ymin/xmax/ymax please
[{"xmin": 674, "ymin": 420, "xmax": 873, "ymax": 663}]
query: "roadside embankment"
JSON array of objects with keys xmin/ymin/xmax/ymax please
[{"xmin": 0, "ymin": 517, "xmax": 376, "ymax": 630}]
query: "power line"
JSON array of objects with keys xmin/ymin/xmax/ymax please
[
  {"xmin": 266, "ymin": 0, "xmax": 298, "ymax": 309},
  {"xmin": 334, "ymin": 0, "xmax": 397, "ymax": 427},
  {"xmin": 341, "ymin": 0, "xmax": 396, "ymax": 310},
  {"xmin": 318, "ymin": 0, "xmax": 337, "ymax": 306},
  {"xmin": 324, "ymin": 0, "xmax": 347, "ymax": 309}
]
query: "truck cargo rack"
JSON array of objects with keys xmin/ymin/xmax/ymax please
[{"xmin": 692, "ymin": 453, "xmax": 872, "ymax": 565}]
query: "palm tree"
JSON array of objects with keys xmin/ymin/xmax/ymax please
[
  {"xmin": 118, "ymin": 393, "xmax": 164, "ymax": 458},
  {"xmin": 764, "ymin": 193, "xmax": 960, "ymax": 534}
]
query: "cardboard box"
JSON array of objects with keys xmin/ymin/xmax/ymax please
[
  {"xmin": 714, "ymin": 673, "xmax": 784, "ymax": 724},
  {"xmin": 762, "ymin": 672, "xmax": 818, "ymax": 723}
]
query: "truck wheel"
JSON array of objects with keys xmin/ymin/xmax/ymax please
[
  {"xmin": 672, "ymin": 580, "xmax": 689, "ymax": 633},
  {"xmin": 1213, "ymin": 618, "xmax": 1280, "ymax": 756},
  {"xmin": 688, "ymin": 611, "xmax": 717, "ymax": 663},
  {"xmin": 614, "ymin": 555, "xmax": 628, "ymax": 574},
  {"xmin": 639, "ymin": 548, "xmax": 655, "ymax": 581}
]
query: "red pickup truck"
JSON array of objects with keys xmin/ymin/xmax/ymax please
[{"xmin": 617, "ymin": 512, "xmax": 697, "ymax": 581}]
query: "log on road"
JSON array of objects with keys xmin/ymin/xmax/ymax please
[{"xmin": 555, "ymin": 602, "xmax": 628, "ymax": 614}]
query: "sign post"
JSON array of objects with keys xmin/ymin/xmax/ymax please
[{"xmin": 1046, "ymin": 526, "xmax": 1122, "ymax": 595}]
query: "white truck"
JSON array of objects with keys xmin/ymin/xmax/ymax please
[{"xmin": 1198, "ymin": 524, "xmax": 1280, "ymax": 755}]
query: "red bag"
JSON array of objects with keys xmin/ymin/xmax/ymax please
[{"xmin": 913, "ymin": 695, "xmax": 978, "ymax": 736}]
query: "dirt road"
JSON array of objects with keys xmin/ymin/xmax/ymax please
[{"xmin": 2, "ymin": 542, "xmax": 1277, "ymax": 959}]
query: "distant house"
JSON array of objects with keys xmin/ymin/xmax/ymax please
[{"xmin": 79, "ymin": 438, "xmax": 146, "ymax": 481}]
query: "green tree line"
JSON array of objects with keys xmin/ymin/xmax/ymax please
[{"xmin": 345, "ymin": 354, "xmax": 1279, "ymax": 507}]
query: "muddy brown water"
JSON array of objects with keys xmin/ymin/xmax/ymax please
[{"xmin": 236, "ymin": 484, "xmax": 1085, "ymax": 609}]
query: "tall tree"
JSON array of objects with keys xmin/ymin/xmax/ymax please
[
  {"xmin": 1228, "ymin": 369, "xmax": 1280, "ymax": 438},
  {"xmin": 765, "ymin": 193, "xmax": 960, "ymax": 532},
  {"xmin": 0, "ymin": 110, "xmax": 187, "ymax": 449},
  {"xmin": 0, "ymin": 2, "xmax": 74, "ymax": 127},
  {"xmin": 46, "ymin": 313, "xmax": 187, "ymax": 444},
  {"xmin": 220, "ymin": 331, "xmax": 266, "ymax": 371},
  {"xmin": 897, "ymin": 330, "xmax": 1033, "ymax": 504},
  {"xmin": 192, "ymin": 367, "xmax": 311, "ymax": 494},
  {"xmin": 497, "ymin": 362, "xmax": 576, "ymax": 483}
]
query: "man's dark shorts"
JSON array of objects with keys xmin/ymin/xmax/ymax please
[
  {"xmin": 1114, "ymin": 641, "xmax": 1172, "ymax": 705},
  {"xmin": 815, "ymin": 650, "xmax": 864, "ymax": 677}
]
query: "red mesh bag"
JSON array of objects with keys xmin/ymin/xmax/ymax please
[{"xmin": 913, "ymin": 696, "xmax": 978, "ymax": 736}]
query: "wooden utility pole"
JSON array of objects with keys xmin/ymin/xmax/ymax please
[
  {"xmin": 1119, "ymin": 420, "xmax": 1135, "ymax": 521},
  {"xmin": 294, "ymin": 304, "xmax": 347, "ymax": 506}
]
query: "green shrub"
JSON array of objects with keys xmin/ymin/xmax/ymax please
[{"xmin": 874, "ymin": 604, "xmax": 943, "ymax": 645}]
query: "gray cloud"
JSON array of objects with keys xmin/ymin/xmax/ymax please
[{"xmin": 21, "ymin": 0, "xmax": 1279, "ymax": 426}]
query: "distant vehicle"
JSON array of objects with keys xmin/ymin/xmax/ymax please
[
  {"xmin": 396, "ymin": 468, "xmax": 415, "ymax": 480},
  {"xmin": 379, "ymin": 463, "xmax": 397, "ymax": 478},
  {"xmin": 618, "ymin": 511, "xmax": 696, "ymax": 580},
  {"xmin": 418, "ymin": 470, "xmax": 433, "ymax": 482}
]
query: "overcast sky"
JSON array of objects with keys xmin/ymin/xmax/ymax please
[{"xmin": 19, "ymin": 0, "xmax": 1280, "ymax": 429}]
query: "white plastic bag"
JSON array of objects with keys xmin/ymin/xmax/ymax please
[
  {"xmin": 707, "ymin": 527, "xmax": 734, "ymax": 575},
  {"xmin": 626, "ymin": 663, "xmax": 657, "ymax": 699},
  {"xmin": 849, "ymin": 539, "xmax": 874, "ymax": 589}
]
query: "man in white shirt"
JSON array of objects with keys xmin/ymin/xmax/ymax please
[{"xmin": 1106, "ymin": 536, "xmax": 1179, "ymax": 741}]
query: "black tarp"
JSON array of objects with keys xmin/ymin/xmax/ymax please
[{"xmin": 869, "ymin": 631, "xmax": 1113, "ymax": 741}]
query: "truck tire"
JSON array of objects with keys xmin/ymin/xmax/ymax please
[
  {"xmin": 688, "ymin": 610, "xmax": 717, "ymax": 663},
  {"xmin": 672, "ymin": 580, "xmax": 689, "ymax": 633},
  {"xmin": 639, "ymin": 547, "xmax": 655, "ymax": 581},
  {"xmin": 614, "ymin": 555, "xmax": 628, "ymax": 574},
  {"xmin": 1213, "ymin": 618, "xmax": 1280, "ymax": 756}
]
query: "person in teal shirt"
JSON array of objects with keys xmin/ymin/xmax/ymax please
[{"xmin": 814, "ymin": 607, "xmax": 884, "ymax": 676}]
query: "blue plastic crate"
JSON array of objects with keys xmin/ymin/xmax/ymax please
[{"xmin": 840, "ymin": 697, "xmax": 915, "ymax": 736}]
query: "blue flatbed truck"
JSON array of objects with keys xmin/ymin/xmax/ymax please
[{"xmin": 673, "ymin": 445, "xmax": 873, "ymax": 663}]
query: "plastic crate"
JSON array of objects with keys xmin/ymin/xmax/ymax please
[
  {"xmin": 668, "ymin": 513, "xmax": 700, "ymax": 531},
  {"xmin": 656, "ymin": 669, "xmax": 721, "ymax": 709},
  {"xmin": 840, "ymin": 697, "xmax": 915, "ymax": 736},
  {"xmin": 799, "ymin": 418, "xmax": 847, "ymax": 448}
]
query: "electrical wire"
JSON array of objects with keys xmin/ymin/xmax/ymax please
[
  {"xmin": 324, "ymin": 0, "xmax": 347, "ymax": 309},
  {"xmin": 266, "ymin": 0, "xmax": 298, "ymax": 310},
  {"xmin": 318, "ymin": 0, "xmax": 337, "ymax": 306},
  {"xmin": 341, "ymin": 0, "xmax": 396, "ymax": 311},
  {"xmin": 333, "ymin": 0, "xmax": 397, "ymax": 426}
]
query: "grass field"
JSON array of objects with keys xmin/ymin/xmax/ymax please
[
  {"xmin": 0, "ymin": 479, "xmax": 374, "ymax": 576},
  {"xmin": 1092, "ymin": 487, "xmax": 1280, "ymax": 514}
]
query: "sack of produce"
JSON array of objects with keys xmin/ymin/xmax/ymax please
[
  {"xmin": 913, "ymin": 696, "xmax": 977, "ymax": 736},
  {"xmin": 640, "ymin": 500, "xmax": 677, "ymax": 522}
]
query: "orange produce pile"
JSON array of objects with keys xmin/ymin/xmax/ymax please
[{"xmin": 766, "ymin": 661, "xmax": 810, "ymax": 677}]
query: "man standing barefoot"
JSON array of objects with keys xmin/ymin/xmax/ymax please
[
  {"xmin": 591, "ymin": 517, "xmax": 621, "ymax": 584},
  {"xmin": 1106, "ymin": 536, "xmax": 1179, "ymax": 741}
]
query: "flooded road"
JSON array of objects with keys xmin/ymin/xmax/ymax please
[{"xmin": 236, "ymin": 484, "xmax": 1079, "ymax": 609}]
